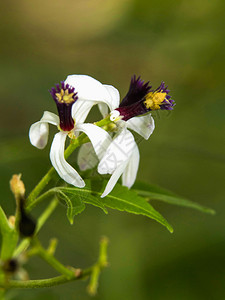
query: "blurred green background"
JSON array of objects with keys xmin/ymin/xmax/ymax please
[{"xmin": 0, "ymin": 0, "xmax": 225, "ymax": 299}]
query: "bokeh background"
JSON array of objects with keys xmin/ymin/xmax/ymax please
[{"xmin": 0, "ymin": 0, "xmax": 225, "ymax": 299}]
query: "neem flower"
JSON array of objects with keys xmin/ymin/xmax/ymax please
[
  {"xmin": 29, "ymin": 75, "xmax": 114, "ymax": 188},
  {"xmin": 78, "ymin": 75, "xmax": 175, "ymax": 197}
]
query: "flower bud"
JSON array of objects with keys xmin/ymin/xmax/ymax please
[
  {"xmin": 18, "ymin": 200, "xmax": 36, "ymax": 237},
  {"xmin": 10, "ymin": 174, "xmax": 25, "ymax": 200},
  {"xmin": 2, "ymin": 258, "xmax": 18, "ymax": 274}
]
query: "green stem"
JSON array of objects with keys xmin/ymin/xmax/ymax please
[
  {"xmin": 26, "ymin": 117, "xmax": 111, "ymax": 209},
  {"xmin": 64, "ymin": 136, "xmax": 88, "ymax": 159},
  {"xmin": 35, "ymin": 198, "xmax": 58, "ymax": 232},
  {"xmin": 98, "ymin": 236, "xmax": 109, "ymax": 268},
  {"xmin": 87, "ymin": 265, "xmax": 100, "ymax": 295},
  {"xmin": 87, "ymin": 236, "xmax": 109, "ymax": 295},
  {"xmin": 26, "ymin": 190, "xmax": 55, "ymax": 212},
  {"xmin": 2, "ymin": 237, "xmax": 109, "ymax": 290},
  {"xmin": 31, "ymin": 239, "xmax": 75, "ymax": 279},
  {"xmin": 2, "ymin": 269, "xmax": 91, "ymax": 289},
  {"xmin": 47, "ymin": 238, "xmax": 58, "ymax": 256},
  {"xmin": 0, "ymin": 207, "xmax": 11, "ymax": 233},
  {"xmin": 26, "ymin": 168, "xmax": 56, "ymax": 207},
  {"xmin": 0, "ymin": 206, "xmax": 19, "ymax": 261}
]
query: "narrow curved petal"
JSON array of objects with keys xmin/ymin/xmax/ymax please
[
  {"xmin": 101, "ymin": 162, "xmax": 128, "ymax": 198},
  {"xmin": 126, "ymin": 114, "xmax": 155, "ymax": 140},
  {"xmin": 29, "ymin": 111, "xmax": 59, "ymax": 149},
  {"xmin": 98, "ymin": 103, "xmax": 109, "ymax": 118},
  {"xmin": 77, "ymin": 143, "xmax": 98, "ymax": 171},
  {"xmin": 103, "ymin": 85, "xmax": 120, "ymax": 111},
  {"xmin": 101, "ymin": 138, "xmax": 139, "ymax": 197},
  {"xmin": 75, "ymin": 123, "xmax": 112, "ymax": 160},
  {"xmin": 50, "ymin": 131, "xmax": 85, "ymax": 187},
  {"xmin": 98, "ymin": 85, "xmax": 120, "ymax": 117},
  {"xmin": 98, "ymin": 127, "xmax": 136, "ymax": 175},
  {"xmin": 41, "ymin": 111, "xmax": 59, "ymax": 125},
  {"xmin": 122, "ymin": 144, "xmax": 140, "ymax": 188},
  {"xmin": 65, "ymin": 75, "xmax": 116, "ymax": 111},
  {"xmin": 72, "ymin": 99, "xmax": 97, "ymax": 124}
]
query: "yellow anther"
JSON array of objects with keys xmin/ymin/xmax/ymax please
[
  {"xmin": 56, "ymin": 89, "xmax": 75, "ymax": 104},
  {"xmin": 62, "ymin": 95, "xmax": 70, "ymax": 102},
  {"xmin": 144, "ymin": 91, "xmax": 167, "ymax": 110},
  {"xmin": 55, "ymin": 93, "xmax": 62, "ymax": 101},
  {"xmin": 68, "ymin": 131, "xmax": 76, "ymax": 139}
]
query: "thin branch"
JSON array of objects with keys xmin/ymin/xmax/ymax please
[
  {"xmin": 87, "ymin": 236, "xmax": 109, "ymax": 295},
  {"xmin": 32, "ymin": 239, "xmax": 75, "ymax": 279},
  {"xmin": 2, "ymin": 237, "xmax": 109, "ymax": 291},
  {"xmin": 3, "ymin": 269, "xmax": 91, "ymax": 289}
]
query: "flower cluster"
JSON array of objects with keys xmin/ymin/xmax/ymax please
[{"xmin": 29, "ymin": 75, "xmax": 175, "ymax": 197}]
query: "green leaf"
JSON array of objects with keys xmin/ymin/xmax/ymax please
[
  {"xmin": 100, "ymin": 182, "xmax": 173, "ymax": 233},
  {"xmin": 132, "ymin": 181, "xmax": 215, "ymax": 215},
  {"xmin": 53, "ymin": 180, "xmax": 173, "ymax": 233},
  {"xmin": 55, "ymin": 190, "xmax": 86, "ymax": 224},
  {"xmin": 54, "ymin": 185, "xmax": 108, "ymax": 224}
]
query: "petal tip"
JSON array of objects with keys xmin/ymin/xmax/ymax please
[{"xmin": 100, "ymin": 192, "xmax": 107, "ymax": 198}]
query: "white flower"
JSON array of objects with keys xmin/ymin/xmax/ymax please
[
  {"xmin": 29, "ymin": 75, "xmax": 114, "ymax": 188},
  {"xmin": 78, "ymin": 77, "xmax": 155, "ymax": 197},
  {"xmin": 98, "ymin": 115, "xmax": 154, "ymax": 197}
]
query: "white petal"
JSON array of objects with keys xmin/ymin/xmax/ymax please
[
  {"xmin": 41, "ymin": 111, "xmax": 59, "ymax": 125},
  {"xmin": 101, "ymin": 162, "xmax": 128, "ymax": 198},
  {"xmin": 72, "ymin": 99, "xmax": 97, "ymax": 124},
  {"xmin": 126, "ymin": 114, "xmax": 155, "ymax": 140},
  {"xmin": 98, "ymin": 85, "xmax": 120, "ymax": 117},
  {"xmin": 103, "ymin": 85, "xmax": 120, "ymax": 111},
  {"xmin": 75, "ymin": 123, "xmax": 112, "ymax": 160},
  {"xmin": 77, "ymin": 143, "xmax": 98, "ymax": 171},
  {"xmin": 65, "ymin": 75, "xmax": 115, "ymax": 109},
  {"xmin": 50, "ymin": 131, "xmax": 85, "ymax": 187},
  {"xmin": 29, "ymin": 111, "xmax": 59, "ymax": 149},
  {"xmin": 98, "ymin": 127, "xmax": 136, "ymax": 175},
  {"xmin": 122, "ymin": 144, "xmax": 140, "ymax": 188},
  {"xmin": 98, "ymin": 103, "xmax": 109, "ymax": 118}
]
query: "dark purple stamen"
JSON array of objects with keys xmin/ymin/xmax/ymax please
[
  {"xmin": 155, "ymin": 81, "xmax": 175, "ymax": 111},
  {"xmin": 49, "ymin": 81, "xmax": 78, "ymax": 131},
  {"xmin": 119, "ymin": 75, "xmax": 152, "ymax": 108},
  {"xmin": 115, "ymin": 76, "xmax": 175, "ymax": 121}
]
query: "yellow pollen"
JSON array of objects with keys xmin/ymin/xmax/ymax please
[
  {"xmin": 144, "ymin": 91, "xmax": 167, "ymax": 110},
  {"xmin": 56, "ymin": 89, "xmax": 75, "ymax": 104},
  {"xmin": 68, "ymin": 131, "xmax": 76, "ymax": 139}
]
